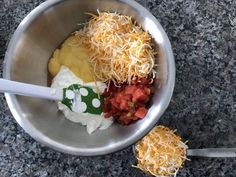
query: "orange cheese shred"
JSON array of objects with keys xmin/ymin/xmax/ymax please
[
  {"xmin": 134, "ymin": 125, "xmax": 188, "ymax": 177},
  {"xmin": 75, "ymin": 11, "xmax": 156, "ymax": 84}
]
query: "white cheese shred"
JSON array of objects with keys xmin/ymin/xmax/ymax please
[
  {"xmin": 134, "ymin": 125, "xmax": 188, "ymax": 177},
  {"xmin": 75, "ymin": 11, "xmax": 156, "ymax": 84}
]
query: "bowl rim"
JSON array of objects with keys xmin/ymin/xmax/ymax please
[{"xmin": 3, "ymin": 0, "xmax": 175, "ymax": 156}]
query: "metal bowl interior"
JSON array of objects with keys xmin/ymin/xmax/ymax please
[{"xmin": 3, "ymin": 0, "xmax": 175, "ymax": 156}]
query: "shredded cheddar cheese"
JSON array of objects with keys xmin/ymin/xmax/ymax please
[
  {"xmin": 75, "ymin": 11, "xmax": 156, "ymax": 84},
  {"xmin": 134, "ymin": 125, "xmax": 188, "ymax": 177}
]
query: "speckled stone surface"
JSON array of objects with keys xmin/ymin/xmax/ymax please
[{"xmin": 0, "ymin": 0, "xmax": 235, "ymax": 176}]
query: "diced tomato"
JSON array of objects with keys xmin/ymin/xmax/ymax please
[
  {"xmin": 134, "ymin": 107, "xmax": 148, "ymax": 118},
  {"xmin": 125, "ymin": 85, "xmax": 137, "ymax": 95},
  {"xmin": 115, "ymin": 93, "xmax": 123, "ymax": 103},
  {"xmin": 132, "ymin": 88, "xmax": 148, "ymax": 102},
  {"xmin": 131, "ymin": 116, "xmax": 139, "ymax": 120},
  {"xmin": 110, "ymin": 108, "xmax": 120, "ymax": 117},
  {"xmin": 119, "ymin": 99, "xmax": 128, "ymax": 110},
  {"xmin": 122, "ymin": 94, "xmax": 132, "ymax": 101},
  {"xmin": 111, "ymin": 98, "xmax": 120, "ymax": 109},
  {"xmin": 102, "ymin": 77, "xmax": 154, "ymax": 125}
]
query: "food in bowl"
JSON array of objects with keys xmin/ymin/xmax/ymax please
[
  {"xmin": 5, "ymin": 0, "xmax": 175, "ymax": 155},
  {"xmin": 134, "ymin": 125, "xmax": 188, "ymax": 177},
  {"xmin": 48, "ymin": 11, "xmax": 158, "ymax": 132},
  {"xmin": 51, "ymin": 66, "xmax": 113, "ymax": 134},
  {"xmin": 102, "ymin": 78, "xmax": 154, "ymax": 125},
  {"xmin": 75, "ymin": 11, "xmax": 156, "ymax": 84}
]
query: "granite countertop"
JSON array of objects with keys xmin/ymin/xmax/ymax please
[{"xmin": 0, "ymin": 0, "xmax": 235, "ymax": 176}]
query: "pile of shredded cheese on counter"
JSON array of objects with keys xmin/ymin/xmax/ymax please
[
  {"xmin": 134, "ymin": 125, "xmax": 188, "ymax": 177},
  {"xmin": 75, "ymin": 11, "xmax": 156, "ymax": 84}
]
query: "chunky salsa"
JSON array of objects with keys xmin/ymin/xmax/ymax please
[{"xmin": 102, "ymin": 78, "xmax": 154, "ymax": 125}]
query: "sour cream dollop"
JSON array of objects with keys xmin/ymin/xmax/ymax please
[{"xmin": 51, "ymin": 66, "xmax": 113, "ymax": 134}]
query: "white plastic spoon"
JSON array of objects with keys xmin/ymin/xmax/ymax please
[
  {"xmin": 0, "ymin": 78, "xmax": 63, "ymax": 100},
  {"xmin": 0, "ymin": 78, "xmax": 103, "ymax": 115}
]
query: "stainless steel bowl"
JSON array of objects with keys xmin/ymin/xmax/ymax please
[{"xmin": 3, "ymin": 0, "xmax": 175, "ymax": 156}]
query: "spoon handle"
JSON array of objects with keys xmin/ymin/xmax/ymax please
[
  {"xmin": 187, "ymin": 148, "xmax": 236, "ymax": 157},
  {"xmin": 0, "ymin": 78, "xmax": 63, "ymax": 100}
]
